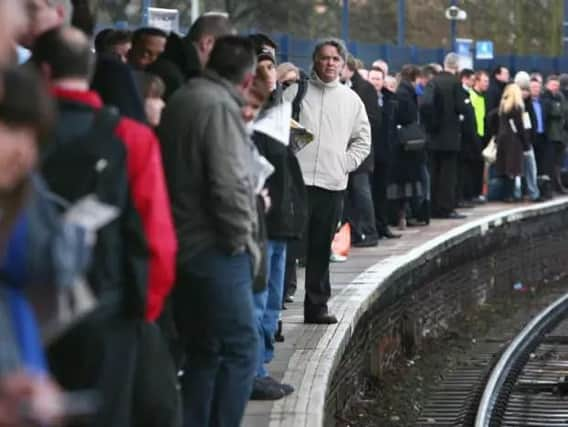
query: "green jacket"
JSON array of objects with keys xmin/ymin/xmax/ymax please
[{"xmin": 469, "ymin": 89, "xmax": 486, "ymax": 138}]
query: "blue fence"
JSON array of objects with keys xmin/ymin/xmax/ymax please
[{"xmin": 274, "ymin": 33, "xmax": 568, "ymax": 75}]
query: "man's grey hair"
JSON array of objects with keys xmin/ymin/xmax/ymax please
[
  {"xmin": 312, "ymin": 37, "xmax": 348, "ymax": 63},
  {"xmin": 46, "ymin": 0, "xmax": 73, "ymax": 24},
  {"xmin": 514, "ymin": 71, "xmax": 531, "ymax": 90},
  {"xmin": 443, "ymin": 52, "xmax": 460, "ymax": 73}
]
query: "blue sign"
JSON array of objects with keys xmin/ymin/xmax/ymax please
[
  {"xmin": 476, "ymin": 40, "xmax": 494, "ymax": 60},
  {"xmin": 455, "ymin": 38, "xmax": 473, "ymax": 56},
  {"xmin": 455, "ymin": 38, "xmax": 474, "ymax": 69}
]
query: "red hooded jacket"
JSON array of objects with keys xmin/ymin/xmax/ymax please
[{"xmin": 52, "ymin": 87, "xmax": 177, "ymax": 321}]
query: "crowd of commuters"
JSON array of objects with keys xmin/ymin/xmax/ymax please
[{"xmin": 1, "ymin": 1, "xmax": 568, "ymax": 427}]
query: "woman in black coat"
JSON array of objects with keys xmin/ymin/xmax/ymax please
[
  {"xmin": 487, "ymin": 83, "xmax": 529, "ymax": 201},
  {"xmin": 388, "ymin": 65, "xmax": 425, "ymax": 228}
]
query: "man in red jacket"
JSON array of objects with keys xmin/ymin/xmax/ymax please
[{"xmin": 32, "ymin": 26, "xmax": 178, "ymax": 427}]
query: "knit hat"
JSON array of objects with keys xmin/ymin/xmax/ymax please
[{"xmin": 257, "ymin": 45, "xmax": 276, "ymax": 64}]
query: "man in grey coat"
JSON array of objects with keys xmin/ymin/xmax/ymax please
[
  {"xmin": 158, "ymin": 36, "xmax": 259, "ymax": 427},
  {"xmin": 283, "ymin": 38, "xmax": 371, "ymax": 324}
]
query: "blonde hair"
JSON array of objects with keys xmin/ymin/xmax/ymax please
[
  {"xmin": 499, "ymin": 83, "xmax": 524, "ymax": 114},
  {"xmin": 276, "ymin": 62, "xmax": 299, "ymax": 82}
]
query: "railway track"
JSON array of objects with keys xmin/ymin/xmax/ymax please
[{"xmin": 417, "ymin": 292, "xmax": 568, "ymax": 427}]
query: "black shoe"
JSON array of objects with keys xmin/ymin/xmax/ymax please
[
  {"xmin": 275, "ymin": 320, "xmax": 285, "ymax": 342},
  {"xmin": 433, "ymin": 210, "xmax": 467, "ymax": 219},
  {"xmin": 457, "ymin": 201, "xmax": 475, "ymax": 209},
  {"xmin": 264, "ymin": 376, "xmax": 294, "ymax": 396},
  {"xmin": 352, "ymin": 236, "xmax": 379, "ymax": 247},
  {"xmin": 250, "ymin": 377, "xmax": 285, "ymax": 400},
  {"xmin": 406, "ymin": 218, "xmax": 428, "ymax": 227},
  {"xmin": 447, "ymin": 211, "xmax": 467, "ymax": 219},
  {"xmin": 380, "ymin": 228, "xmax": 402, "ymax": 239},
  {"xmin": 304, "ymin": 313, "xmax": 338, "ymax": 324}
]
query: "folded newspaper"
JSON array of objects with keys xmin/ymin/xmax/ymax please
[
  {"xmin": 290, "ymin": 119, "xmax": 314, "ymax": 153},
  {"xmin": 252, "ymin": 102, "xmax": 314, "ymax": 153}
]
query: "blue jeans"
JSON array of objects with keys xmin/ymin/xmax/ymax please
[
  {"xmin": 253, "ymin": 240, "xmax": 287, "ymax": 378},
  {"xmin": 523, "ymin": 148, "xmax": 540, "ymax": 200},
  {"xmin": 175, "ymin": 248, "xmax": 257, "ymax": 427}
]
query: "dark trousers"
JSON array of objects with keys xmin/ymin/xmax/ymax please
[
  {"xmin": 534, "ymin": 134, "xmax": 552, "ymax": 177},
  {"xmin": 283, "ymin": 240, "xmax": 300, "ymax": 300},
  {"xmin": 304, "ymin": 186, "xmax": 344, "ymax": 317},
  {"xmin": 430, "ymin": 150, "xmax": 458, "ymax": 215},
  {"xmin": 344, "ymin": 172, "xmax": 378, "ymax": 241},
  {"xmin": 552, "ymin": 141, "xmax": 566, "ymax": 191},
  {"xmin": 48, "ymin": 310, "xmax": 138, "ymax": 427},
  {"xmin": 371, "ymin": 161, "xmax": 390, "ymax": 234},
  {"xmin": 458, "ymin": 157, "xmax": 482, "ymax": 201},
  {"xmin": 174, "ymin": 248, "xmax": 257, "ymax": 427},
  {"xmin": 472, "ymin": 159, "xmax": 484, "ymax": 197}
]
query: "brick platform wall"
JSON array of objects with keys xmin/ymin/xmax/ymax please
[{"xmin": 326, "ymin": 207, "xmax": 568, "ymax": 426}]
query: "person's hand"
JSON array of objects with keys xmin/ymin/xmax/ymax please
[
  {"xmin": 0, "ymin": 373, "xmax": 62, "ymax": 426},
  {"xmin": 261, "ymin": 188, "xmax": 272, "ymax": 212}
]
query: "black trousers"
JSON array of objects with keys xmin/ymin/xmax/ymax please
[
  {"xmin": 534, "ymin": 134, "xmax": 552, "ymax": 177},
  {"xmin": 304, "ymin": 186, "xmax": 344, "ymax": 317},
  {"xmin": 430, "ymin": 150, "xmax": 458, "ymax": 215},
  {"xmin": 371, "ymin": 161, "xmax": 390, "ymax": 234},
  {"xmin": 344, "ymin": 172, "xmax": 378, "ymax": 241},
  {"xmin": 458, "ymin": 157, "xmax": 482, "ymax": 201},
  {"xmin": 552, "ymin": 141, "xmax": 566, "ymax": 168}
]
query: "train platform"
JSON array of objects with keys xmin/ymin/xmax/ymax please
[{"xmin": 243, "ymin": 198, "xmax": 568, "ymax": 427}]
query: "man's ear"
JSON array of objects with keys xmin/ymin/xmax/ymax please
[
  {"xmin": 55, "ymin": 4, "xmax": 67, "ymax": 25},
  {"xmin": 241, "ymin": 71, "xmax": 255, "ymax": 93}
]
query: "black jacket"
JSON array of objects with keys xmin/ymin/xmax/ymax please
[
  {"xmin": 459, "ymin": 87, "xmax": 482, "ymax": 160},
  {"xmin": 41, "ymin": 100, "xmax": 148, "ymax": 317},
  {"xmin": 146, "ymin": 33, "xmax": 202, "ymax": 100},
  {"xmin": 92, "ymin": 54, "xmax": 147, "ymax": 123},
  {"xmin": 542, "ymin": 89, "xmax": 566, "ymax": 143},
  {"xmin": 486, "ymin": 78, "xmax": 507, "ymax": 113},
  {"xmin": 390, "ymin": 79, "xmax": 424, "ymax": 184},
  {"xmin": 253, "ymin": 131, "xmax": 307, "ymax": 241},
  {"xmin": 523, "ymin": 97, "xmax": 537, "ymax": 147},
  {"xmin": 375, "ymin": 88, "xmax": 397, "ymax": 164},
  {"xmin": 422, "ymin": 71, "xmax": 464, "ymax": 152},
  {"xmin": 349, "ymin": 72, "xmax": 380, "ymax": 174}
]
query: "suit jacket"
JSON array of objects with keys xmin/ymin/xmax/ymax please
[
  {"xmin": 423, "ymin": 71, "xmax": 465, "ymax": 152},
  {"xmin": 459, "ymin": 87, "xmax": 482, "ymax": 160}
]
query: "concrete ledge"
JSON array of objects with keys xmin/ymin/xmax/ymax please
[{"xmin": 263, "ymin": 198, "xmax": 568, "ymax": 427}]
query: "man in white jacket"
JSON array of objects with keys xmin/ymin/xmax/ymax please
[{"xmin": 284, "ymin": 38, "xmax": 371, "ymax": 324}]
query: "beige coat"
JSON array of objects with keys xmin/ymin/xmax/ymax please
[{"xmin": 284, "ymin": 74, "xmax": 371, "ymax": 191}]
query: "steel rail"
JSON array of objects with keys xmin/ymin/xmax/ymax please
[{"xmin": 475, "ymin": 292, "xmax": 568, "ymax": 427}]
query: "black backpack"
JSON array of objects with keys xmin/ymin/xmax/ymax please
[{"xmin": 41, "ymin": 104, "xmax": 148, "ymax": 318}]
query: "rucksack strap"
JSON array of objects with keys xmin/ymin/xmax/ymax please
[{"xmin": 292, "ymin": 78, "xmax": 308, "ymax": 122}]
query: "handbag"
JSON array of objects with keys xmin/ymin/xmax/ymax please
[
  {"xmin": 482, "ymin": 137, "xmax": 497, "ymax": 164},
  {"xmin": 397, "ymin": 122, "xmax": 426, "ymax": 151}
]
